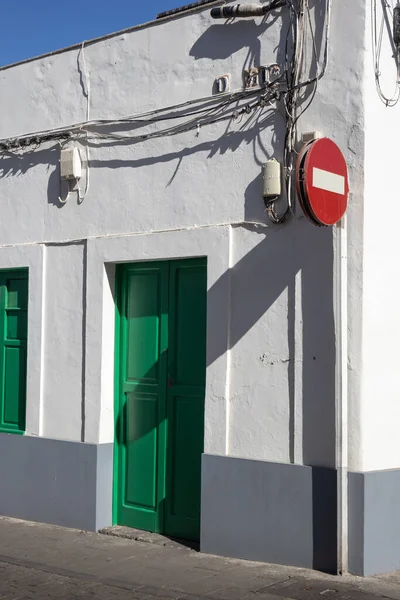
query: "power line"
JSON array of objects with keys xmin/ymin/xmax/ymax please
[
  {"xmin": 266, "ymin": 0, "xmax": 331, "ymax": 224},
  {"xmin": 0, "ymin": 0, "xmax": 330, "ymax": 229},
  {"xmin": 0, "ymin": 86, "xmax": 272, "ymax": 153},
  {"xmin": 371, "ymin": 0, "xmax": 400, "ymax": 107}
]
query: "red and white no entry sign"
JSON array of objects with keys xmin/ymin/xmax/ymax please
[{"xmin": 296, "ymin": 137, "xmax": 349, "ymax": 226}]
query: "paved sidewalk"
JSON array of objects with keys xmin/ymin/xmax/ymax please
[{"xmin": 0, "ymin": 517, "xmax": 400, "ymax": 599}]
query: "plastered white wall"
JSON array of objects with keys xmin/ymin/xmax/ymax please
[
  {"xmin": 0, "ymin": 8, "xmax": 289, "ymax": 245},
  {"xmin": 295, "ymin": 0, "xmax": 367, "ymax": 472},
  {"xmin": 0, "ymin": 1, "xmax": 367, "ymax": 467},
  {"xmin": 84, "ymin": 226, "xmax": 230, "ymax": 448},
  {"xmin": 42, "ymin": 244, "xmax": 85, "ymax": 441},
  {"xmin": 229, "ymin": 225, "xmax": 291, "ymax": 463},
  {"xmin": 358, "ymin": 0, "xmax": 400, "ymax": 471}
]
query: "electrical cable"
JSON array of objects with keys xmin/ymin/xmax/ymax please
[
  {"xmin": 267, "ymin": 0, "xmax": 304, "ymax": 224},
  {"xmin": 295, "ymin": 2, "xmax": 319, "ymax": 122},
  {"xmin": 80, "ymin": 90, "xmax": 256, "ymax": 141},
  {"xmin": 266, "ymin": 0, "xmax": 331, "ymax": 225},
  {"xmin": 0, "ymin": 85, "xmax": 270, "ymax": 153},
  {"xmin": 76, "ymin": 92, "xmax": 279, "ymax": 145},
  {"xmin": 0, "ymin": 0, "xmax": 330, "ymax": 228},
  {"xmin": 77, "ymin": 41, "xmax": 91, "ymax": 202},
  {"xmin": 210, "ymin": 0, "xmax": 286, "ymax": 19},
  {"xmin": 371, "ymin": 0, "xmax": 400, "ymax": 107}
]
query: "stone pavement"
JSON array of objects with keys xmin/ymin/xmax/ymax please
[{"xmin": 0, "ymin": 517, "xmax": 400, "ymax": 599}]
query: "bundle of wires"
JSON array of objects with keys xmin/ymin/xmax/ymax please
[
  {"xmin": 266, "ymin": 0, "xmax": 331, "ymax": 224},
  {"xmin": 0, "ymin": 0, "xmax": 331, "ymax": 225},
  {"xmin": 0, "ymin": 84, "xmax": 280, "ymax": 153},
  {"xmin": 371, "ymin": 0, "xmax": 400, "ymax": 107}
]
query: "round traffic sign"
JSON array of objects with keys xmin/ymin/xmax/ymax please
[{"xmin": 296, "ymin": 137, "xmax": 349, "ymax": 226}]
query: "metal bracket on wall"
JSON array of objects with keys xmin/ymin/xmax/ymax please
[
  {"xmin": 244, "ymin": 67, "xmax": 260, "ymax": 88},
  {"xmin": 214, "ymin": 75, "xmax": 231, "ymax": 94},
  {"xmin": 244, "ymin": 64, "xmax": 281, "ymax": 88}
]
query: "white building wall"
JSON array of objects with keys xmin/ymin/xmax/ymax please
[
  {"xmin": 42, "ymin": 243, "xmax": 85, "ymax": 441},
  {"xmin": 295, "ymin": 0, "xmax": 367, "ymax": 472},
  {"xmin": 229, "ymin": 225, "xmax": 292, "ymax": 463},
  {"xmin": 360, "ymin": 0, "xmax": 400, "ymax": 472},
  {"xmin": 8, "ymin": 0, "xmax": 400, "ymax": 576},
  {"xmin": 0, "ymin": 9, "xmax": 288, "ymax": 244},
  {"xmin": 0, "ymin": 1, "xmax": 365, "ymax": 467}
]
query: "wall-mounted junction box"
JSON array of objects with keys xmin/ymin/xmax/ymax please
[{"xmin": 60, "ymin": 148, "xmax": 82, "ymax": 180}]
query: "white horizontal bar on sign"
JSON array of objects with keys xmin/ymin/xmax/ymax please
[{"xmin": 312, "ymin": 167, "xmax": 345, "ymax": 195}]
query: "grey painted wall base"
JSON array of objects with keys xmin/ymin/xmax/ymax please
[
  {"xmin": 201, "ymin": 454, "xmax": 337, "ymax": 572},
  {"xmin": 349, "ymin": 469, "xmax": 400, "ymax": 576},
  {"xmin": 0, "ymin": 433, "xmax": 113, "ymax": 531}
]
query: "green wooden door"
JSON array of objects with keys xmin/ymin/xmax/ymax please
[
  {"xmin": 0, "ymin": 270, "xmax": 28, "ymax": 434},
  {"xmin": 114, "ymin": 259, "xmax": 206, "ymax": 541}
]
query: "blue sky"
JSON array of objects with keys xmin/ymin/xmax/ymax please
[{"xmin": 0, "ymin": 0, "xmax": 177, "ymax": 67}]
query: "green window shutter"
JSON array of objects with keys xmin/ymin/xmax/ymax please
[{"xmin": 0, "ymin": 270, "xmax": 28, "ymax": 435}]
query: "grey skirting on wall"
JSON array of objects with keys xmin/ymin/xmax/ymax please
[
  {"xmin": 2, "ymin": 436, "xmax": 400, "ymax": 577},
  {"xmin": 200, "ymin": 453, "xmax": 337, "ymax": 572},
  {"xmin": 202, "ymin": 454, "xmax": 400, "ymax": 576},
  {"xmin": 348, "ymin": 469, "xmax": 400, "ymax": 576},
  {"xmin": 0, "ymin": 433, "xmax": 113, "ymax": 532}
]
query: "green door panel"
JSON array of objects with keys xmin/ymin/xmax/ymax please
[
  {"xmin": 124, "ymin": 393, "xmax": 158, "ymax": 510},
  {"xmin": 0, "ymin": 270, "xmax": 28, "ymax": 435},
  {"xmin": 167, "ymin": 391, "xmax": 204, "ymax": 517},
  {"xmin": 165, "ymin": 260, "xmax": 207, "ymax": 540},
  {"xmin": 4, "ymin": 348, "xmax": 26, "ymax": 427},
  {"xmin": 114, "ymin": 258, "xmax": 207, "ymax": 542},
  {"xmin": 126, "ymin": 271, "xmax": 162, "ymax": 381},
  {"xmin": 169, "ymin": 262, "xmax": 207, "ymax": 386},
  {"xmin": 115, "ymin": 262, "xmax": 168, "ymax": 533}
]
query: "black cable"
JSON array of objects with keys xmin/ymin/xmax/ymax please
[
  {"xmin": 0, "ymin": 87, "xmax": 265, "ymax": 153},
  {"xmin": 371, "ymin": 0, "xmax": 399, "ymax": 106},
  {"xmin": 267, "ymin": 0, "xmax": 300, "ymax": 224},
  {"xmin": 82, "ymin": 95, "xmax": 272, "ymax": 145},
  {"xmin": 210, "ymin": 0, "xmax": 286, "ymax": 19}
]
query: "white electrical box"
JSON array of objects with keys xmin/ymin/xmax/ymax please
[
  {"xmin": 60, "ymin": 147, "xmax": 82, "ymax": 180},
  {"xmin": 301, "ymin": 131, "xmax": 322, "ymax": 144},
  {"xmin": 262, "ymin": 159, "xmax": 281, "ymax": 198}
]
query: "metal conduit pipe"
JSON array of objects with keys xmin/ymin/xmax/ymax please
[{"xmin": 211, "ymin": 1, "xmax": 285, "ymax": 19}]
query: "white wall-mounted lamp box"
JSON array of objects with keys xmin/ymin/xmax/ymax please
[
  {"xmin": 60, "ymin": 147, "xmax": 82, "ymax": 180},
  {"xmin": 301, "ymin": 131, "xmax": 322, "ymax": 144}
]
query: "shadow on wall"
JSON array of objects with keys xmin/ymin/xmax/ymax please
[
  {"xmin": 109, "ymin": 219, "xmax": 335, "ymax": 569},
  {"xmin": 0, "ymin": 145, "xmax": 71, "ymax": 209},
  {"xmin": 189, "ymin": 16, "xmax": 282, "ymax": 75},
  {"xmin": 189, "ymin": 0, "xmax": 336, "ymax": 472},
  {"xmin": 204, "ymin": 218, "xmax": 336, "ymax": 572},
  {"xmin": 205, "ymin": 220, "xmax": 335, "ymax": 469},
  {"xmin": 0, "ymin": 1, "xmax": 335, "ymax": 479},
  {"xmin": 87, "ymin": 108, "xmax": 284, "ymax": 172},
  {"xmin": 0, "ymin": 105, "xmax": 283, "ymax": 210}
]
